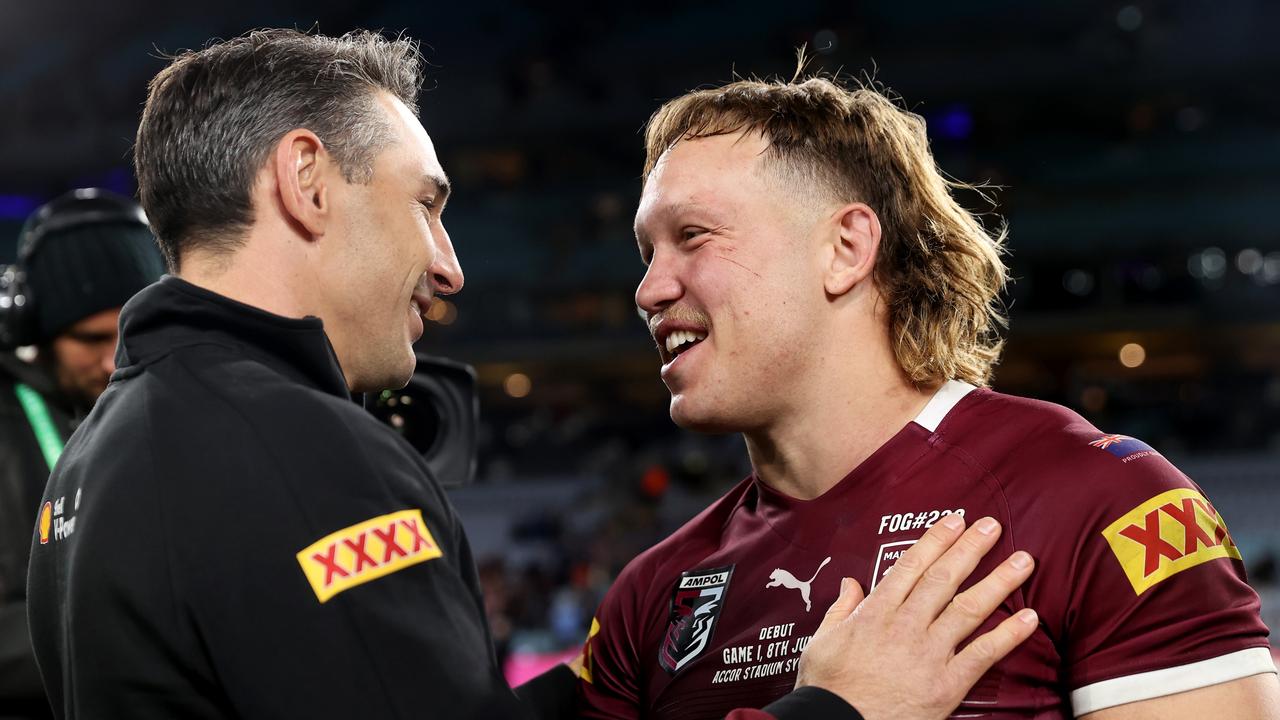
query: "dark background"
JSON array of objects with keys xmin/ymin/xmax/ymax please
[{"xmin": 2, "ymin": 0, "xmax": 1277, "ymax": 672}]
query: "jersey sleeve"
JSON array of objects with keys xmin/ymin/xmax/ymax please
[
  {"xmin": 1057, "ymin": 443, "xmax": 1274, "ymax": 715},
  {"xmin": 577, "ymin": 567, "xmax": 646, "ymax": 719}
]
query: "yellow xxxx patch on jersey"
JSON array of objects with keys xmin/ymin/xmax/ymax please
[
  {"xmin": 1101, "ymin": 488, "xmax": 1240, "ymax": 595},
  {"xmin": 297, "ymin": 509, "xmax": 442, "ymax": 603},
  {"xmin": 574, "ymin": 617, "xmax": 602, "ymax": 684}
]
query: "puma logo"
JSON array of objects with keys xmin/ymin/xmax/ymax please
[{"xmin": 764, "ymin": 557, "xmax": 832, "ymax": 612}]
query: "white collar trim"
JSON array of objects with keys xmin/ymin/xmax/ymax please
[{"xmin": 912, "ymin": 380, "xmax": 977, "ymax": 433}]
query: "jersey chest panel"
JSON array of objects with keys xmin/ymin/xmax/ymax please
[{"xmin": 643, "ymin": 450, "xmax": 1068, "ymax": 719}]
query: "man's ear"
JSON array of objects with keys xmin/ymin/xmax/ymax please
[
  {"xmin": 824, "ymin": 202, "xmax": 881, "ymax": 297},
  {"xmin": 272, "ymin": 129, "xmax": 332, "ymax": 239}
]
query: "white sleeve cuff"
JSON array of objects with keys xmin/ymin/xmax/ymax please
[{"xmin": 1071, "ymin": 646, "xmax": 1277, "ymax": 716}]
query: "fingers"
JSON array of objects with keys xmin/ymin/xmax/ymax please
[
  {"xmin": 818, "ymin": 577, "xmax": 865, "ymax": 627},
  {"xmin": 947, "ymin": 607, "xmax": 1039, "ymax": 687},
  {"xmin": 930, "ymin": 551, "xmax": 1035, "ymax": 647},
  {"xmin": 868, "ymin": 513, "xmax": 968, "ymax": 607},
  {"xmin": 897, "ymin": 517, "xmax": 1003, "ymax": 622}
]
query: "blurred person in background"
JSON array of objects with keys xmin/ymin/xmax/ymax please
[
  {"xmin": 24, "ymin": 28, "xmax": 1040, "ymax": 720},
  {"xmin": 0, "ymin": 188, "xmax": 163, "ymax": 719},
  {"xmin": 578, "ymin": 74, "xmax": 1280, "ymax": 719}
]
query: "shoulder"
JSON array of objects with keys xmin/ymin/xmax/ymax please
[
  {"xmin": 939, "ymin": 388, "xmax": 1195, "ymax": 503},
  {"xmin": 123, "ymin": 342, "xmax": 398, "ymax": 464},
  {"xmin": 67, "ymin": 343, "xmax": 428, "ymax": 526},
  {"xmin": 937, "ymin": 390, "xmax": 1247, "ymax": 606}
]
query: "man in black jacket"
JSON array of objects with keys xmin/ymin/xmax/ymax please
[
  {"xmin": 26, "ymin": 29, "xmax": 1035, "ymax": 720},
  {"xmin": 0, "ymin": 189, "xmax": 163, "ymax": 719}
]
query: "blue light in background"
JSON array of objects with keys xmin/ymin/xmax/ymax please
[
  {"xmin": 933, "ymin": 104, "xmax": 974, "ymax": 141},
  {"xmin": 0, "ymin": 166, "xmax": 138, "ymax": 222},
  {"xmin": 73, "ymin": 166, "xmax": 135, "ymax": 198},
  {"xmin": 0, "ymin": 195, "xmax": 41, "ymax": 220},
  {"xmin": 102, "ymin": 167, "xmax": 134, "ymax": 197}
]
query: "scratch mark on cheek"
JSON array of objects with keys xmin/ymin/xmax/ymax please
[{"xmin": 715, "ymin": 254, "xmax": 762, "ymax": 279}]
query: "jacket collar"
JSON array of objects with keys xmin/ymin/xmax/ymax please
[{"xmin": 116, "ymin": 276, "xmax": 351, "ymax": 399}]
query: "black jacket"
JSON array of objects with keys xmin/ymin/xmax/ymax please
[
  {"xmin": 1, "ymin": 350, "xmax": 75, "ymax": 720},
  {"xmin": 25, "ymin": 277, "xmax": 856, "ymax": 720},
  {"xmin": 26, "ymin": 277, "xmax": 550, "ymax": 719}
]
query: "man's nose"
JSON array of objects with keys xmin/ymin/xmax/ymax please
[
  {"xmin": 431, "ymin": 223, "xmax": 464, "ymax": 296},
  {"xmin": 635, "ymin": 249, "xmax": 682, "ymax": 317}
]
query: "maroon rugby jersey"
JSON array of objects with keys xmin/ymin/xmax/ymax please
[{"xmin": 577, "ymin": 382, "xmax": 1274, "ymax": 719}]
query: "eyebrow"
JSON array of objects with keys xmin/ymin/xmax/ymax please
[
  {"xmin": 423, "ymin": 173, "xmax": 451, "ymax": 205},
  {"xmin": 633, "ymin": 198, "xmax": 711, "ymax": 239}
]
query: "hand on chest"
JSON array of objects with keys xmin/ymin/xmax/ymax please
[{"xmin": 654, "ymin": 475, "xmax": 1007, "ymax": 689}]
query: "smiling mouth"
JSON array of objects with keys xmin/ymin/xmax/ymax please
[{"xmin": 660, "ymin": 329, "xmax": 707, "ymax": 364}]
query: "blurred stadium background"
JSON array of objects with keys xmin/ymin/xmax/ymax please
[{"xmin": 2, "ymin": 0, "xmax": 1277, "ymax": 681}]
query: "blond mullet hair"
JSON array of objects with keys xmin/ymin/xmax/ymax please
[{"xmin": 643, "ymin": 75, "xmax": 1009, "ymax": 387}]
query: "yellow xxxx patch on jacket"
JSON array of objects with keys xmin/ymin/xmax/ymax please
[{"xmin": 297, "ymin": 509, "xmax": 442, "ymax": 603}]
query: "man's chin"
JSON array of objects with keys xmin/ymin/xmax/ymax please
[
  {"xmin": 348, "ymin": 355, "xmax": 416, "ymax": 394},
  {"xmin": 669, "ymin": 397, "xmax": 736, "ymax": 434},
  {"xmin": 350, "ymin": 374, "xmax": 413, "ymax": 394}
]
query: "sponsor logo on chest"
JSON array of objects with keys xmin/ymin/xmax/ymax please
[
  {"xmin": 659, "ymin": 565, "xmax": 734, "ymax": 674},
  {"xmin": 38, "ymin": 489, "xmax": 81, "ymax": 545},
  {"xmin": 764, "ymin": 557, "xmax": 831, "ymax": 612}
]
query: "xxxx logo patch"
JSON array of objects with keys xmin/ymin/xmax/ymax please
[
  {"xmin": 297, "ymin": 509, "xmax": 442, "ymax": 603},
  {"xmin": 575, "ymin": 617, "xmax": 602, "ymax": 684},
  {"xmin": 1102, "ymin": 488, "xmax": 1240, "ymax": 595}
]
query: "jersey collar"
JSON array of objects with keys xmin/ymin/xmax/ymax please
[
  {"xmin": 912, "ymin": 380, "xmax": 977, "ymax": 432},
  {"xmin": 745, "ymin": 379, "xmax": 982, "ymax": 547}
]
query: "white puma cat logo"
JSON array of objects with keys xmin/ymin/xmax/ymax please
[{"xmin": 764, "ymin": 557, "xmax": 832, "ymax": 611}]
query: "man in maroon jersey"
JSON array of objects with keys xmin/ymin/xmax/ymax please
[{"xmin": 577, "ymin": 74, "xmax": 1280, "ymax": 719}]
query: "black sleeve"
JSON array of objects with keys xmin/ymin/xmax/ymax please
[
  {"xmin": 160, "ymin": 417, "xmax": 538, "ymax": 720},
  {"xmin": 514, "ymin": 664, "xmax": 578, "ymax": 720},
  {"xmin": 513, "ymin": 662, "xmax": 865, "ymax": 720},
  {"xmin": 756, "ymin": 687, "xmax": 864, "ymax": 720},
  {"xmin": 0, "ymin": 601, "xmax": 47, "ymax": 701}
]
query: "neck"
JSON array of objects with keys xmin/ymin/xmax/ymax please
[
  {"xmin": 176, "ymin": 229, "xmax": 315, "ymax": 323},
  {"xmin": 743, "ymin": 342, "xmax": 936, "ymax": 501}
]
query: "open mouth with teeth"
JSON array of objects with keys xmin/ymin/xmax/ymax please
[{"xmin": 662, "ymin": 329, "xmax": 708, "ymax": 363}]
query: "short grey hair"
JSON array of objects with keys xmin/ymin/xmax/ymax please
[{"xmin": 134, "ymin": 28, "xmax": 423, "ymax": 270}]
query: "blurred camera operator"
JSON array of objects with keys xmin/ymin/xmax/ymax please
[{"xmin": 0, "ymin": 189, "xmax": 163, "ymax": 718}]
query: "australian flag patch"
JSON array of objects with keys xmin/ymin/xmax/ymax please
[{"xmin": 1089, "ymin": 434, "xmax": 1159, "ymax": 463}]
